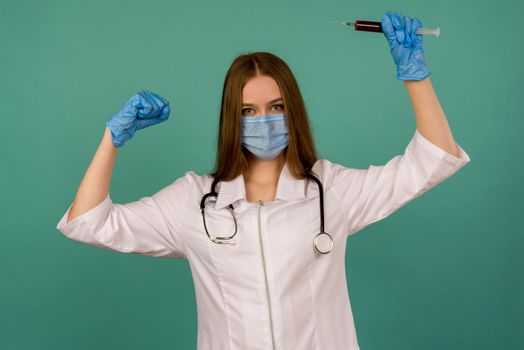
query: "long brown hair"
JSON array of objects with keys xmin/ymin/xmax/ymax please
[{"xmin": 209, "ymin": 51, "xmax": 318, "ymax": 181}]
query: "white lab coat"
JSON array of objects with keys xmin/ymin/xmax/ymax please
[{"xmin": 56, "ymin": 129, "xmax": 471, "ymax": 350}]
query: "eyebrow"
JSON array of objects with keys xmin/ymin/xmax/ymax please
[{"xmin": 242, "ymin": 97, "xmax": 283, "ymax": 107}]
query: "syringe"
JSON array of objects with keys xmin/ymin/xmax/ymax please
[{"xmin": 326, "ymin": 20, "xmax": 440, "ymax": 38}]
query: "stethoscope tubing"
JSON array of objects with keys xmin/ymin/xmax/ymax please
[{"xmin": 200, "ymin": 171, "xmax": 333, "ymax": 254}]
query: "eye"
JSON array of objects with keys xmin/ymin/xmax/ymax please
[{"xmin": 241, "ymin": 108, "xmax": 254, "ymax": 115}]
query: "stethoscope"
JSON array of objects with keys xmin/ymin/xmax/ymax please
[{"xmin": 199, "ymin": 172, "xmax": 334, "ymax": 254}]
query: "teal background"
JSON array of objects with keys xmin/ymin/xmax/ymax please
[{"xmin": 1, "ymin": 0, "xmax": 522, "ymax": 349}]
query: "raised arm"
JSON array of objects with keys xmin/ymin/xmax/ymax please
[
  {"xmin": 381, "ymin": 11, "xmax": 461, "ymax": 157},
  {"xmin": 323, "ymin": 12, "xmax": 472, "ymax": 236},
  {"xmin": 56, "ymin": 91, "xmax": 188, "ymax": 259}
]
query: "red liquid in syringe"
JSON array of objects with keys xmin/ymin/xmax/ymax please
[{"xmin": 353, "ymin": 20, "xmax": 383, "ymax": 33}]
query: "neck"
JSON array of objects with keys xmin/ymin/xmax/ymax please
[{"xmin": 243, "ymin": 152, "xmax": 286, "ymax": 186}]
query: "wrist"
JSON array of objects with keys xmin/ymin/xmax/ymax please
[
  {"xmin": 103, "ymin": 126, "xmax": 121, "ymax": 150},
  {"xmin": 397, "ymin": 67, "xmax": 430, "ymax": 81}
]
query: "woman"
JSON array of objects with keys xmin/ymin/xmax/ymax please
[{"xmin": 56, "ymin": 11, "xmax": 470, "ymax": 350}]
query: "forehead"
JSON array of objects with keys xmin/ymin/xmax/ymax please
[{"xmin": 242, "ymin": 75, "xmax": 282, "ymax": 101}]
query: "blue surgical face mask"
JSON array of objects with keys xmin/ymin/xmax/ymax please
[{"xmin": 241, "ymin": 113, "xmax": 289, "ymax": 160}]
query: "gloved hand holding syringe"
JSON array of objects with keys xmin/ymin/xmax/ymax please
[{"xmin": 328, "ymin": 11, "xmax": 437, "ymax": 81}]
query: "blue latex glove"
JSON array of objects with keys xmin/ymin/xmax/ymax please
[
  {"xmin": 105, "ymin": 90, "xmax": 170, "ymax": 148},
  {"xmin": 381, "ymin": 11, "xmax": 430, "ymax": 81}
]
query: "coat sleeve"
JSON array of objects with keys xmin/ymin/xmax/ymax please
[
  {"xmin": 326, "ymin": 129, "xmax": 471, "ymax": 236},
  {"xmin": 55, "ymin": 174, "xmax": 192, "ymax": 259}
]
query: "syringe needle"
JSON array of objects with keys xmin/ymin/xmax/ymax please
[{"xmin": 325, "ymin": 20, "xmax": 353, "ymax": 26}]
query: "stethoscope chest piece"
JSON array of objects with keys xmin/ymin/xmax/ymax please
[{"xmin": 314, "ymin": 232, "xmax": 333, "ymax": 254}]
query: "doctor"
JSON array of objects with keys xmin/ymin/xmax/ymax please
[{"xmin": 56, "ymin": 11, "xmax": 470, "ymax": 350}]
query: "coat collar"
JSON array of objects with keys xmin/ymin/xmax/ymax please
[{"xmin": 214, "ymin": 160, "xmax": 319, "ymax": 209}]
